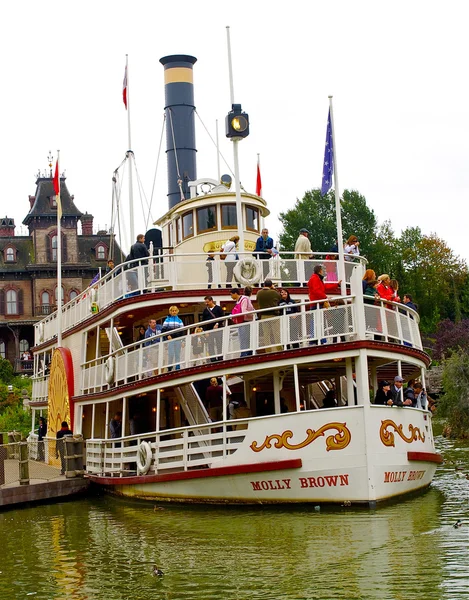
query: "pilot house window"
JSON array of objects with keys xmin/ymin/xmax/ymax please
[
  {"xmin": 196, "ymin": 205, "xmax": 217, "ymax": 234},
  {"xmin": 246, "ymin": 206, "xmax": 259, "ymax": 232},
  {"xmin": 221, "ymin": 204, "xmax": 237, "ymax": 229}
]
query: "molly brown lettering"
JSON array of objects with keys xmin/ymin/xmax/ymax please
[
  {"xmin": 383, "ymin": 471, "xmax": 407, "ymax": 483},
  {"xmin": 299, "ymin": 474, "xmax": 349, "ymax": 488},
  {"xmin": 250, "ymin": 479, "xmax": 292, "ymax": 491},
  {"xmin": 407, "ymin": 470, "xmax": 426, "ymax": 481}
]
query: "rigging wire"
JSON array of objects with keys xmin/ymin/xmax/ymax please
[
  {"xmin": 148, "ymin": 113, "xmax": 167, "ymax": 227},
  {"xmin": 194, "ymin": 109, "xmax": 247, "ymax": 192}
]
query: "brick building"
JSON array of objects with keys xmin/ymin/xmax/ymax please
[{"xmin": 0, "ymin": 172, "xmax": 118, "ymax": 373}]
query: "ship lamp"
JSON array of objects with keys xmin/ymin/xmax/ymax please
[{"xmin": 226, "ymin": 104, "xmax": 250, "ymax": 140}]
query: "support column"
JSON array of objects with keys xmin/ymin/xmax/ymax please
[
  {"xmin": 354, "ymin": 350, "xmax": 369, "ymax": 406},
  {"xmin": 346, "ymin": 358, "xmax": 355, "ymax": 405},
  {"xmin": 293, "ymin": 364, "xmax": 301, "ymax": 412},
  {"xmin": 273, "ymin": 371, "xmax": 281, "ymax": 414}
]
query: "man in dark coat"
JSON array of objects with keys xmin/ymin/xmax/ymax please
[
  {"xmin": 254, "ymin": 228, "xmax": 274, "ymax": 278},
  {"xmin": 201, "ymin": 296, "xmax": 224, "ymax": 361},
  {"xmin": 56, "ymin": 421, "xmax": 73, "ymax": 475}
]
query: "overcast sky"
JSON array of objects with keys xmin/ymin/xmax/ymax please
[{"xmin": 2, "ymin": 0, "xmax": 468, "ymax": 264}]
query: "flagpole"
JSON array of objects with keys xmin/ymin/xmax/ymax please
[
  {"xmin": 226, "ymin": 26, "xmax": 245, "ymax": 256},
  {"xmin": 125, "ymin": 55, "xmax": 135, "ymax": 243},
  {"xmin": 328, "ymin": 96, "xmax": 346, "ymax": 296},
  {"xmin": 55, "ymin": 151, "xmax": 63, "ymax": 347}
]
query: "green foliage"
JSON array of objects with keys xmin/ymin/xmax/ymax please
[
  {"xmin": 278, "ymin": 188, "xmax": 377, "ymax": 255},
  {"xmin": 0, "ymin": 358, "xmax": 14, "ymax": 384},
  {"xmin": 439, "ymin": 349, "xmax": 469, "ymax": 439},
  {"xmin": 0, "ymin": 403, "xmax": 32, "ymax": 440},
  {"xmin": 278, "ymin": 187, "xmax": 469, "ymax": 333}
]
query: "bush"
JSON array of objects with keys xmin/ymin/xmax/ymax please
[
  {"xmin": 0, "ymin": 404, "xmax": 32, "ymax": 440},
  {"xmin": 439, "ymin": 348, "xmax": 469, "ymax": 439}
]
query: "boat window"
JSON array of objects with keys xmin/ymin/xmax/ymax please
[
  {"xmin": 221, "ymin": 204, "xmax": 237, "ymax": 229},
  {"xmin": 182, "ymin": 211, "xmax": 194, "ymax": 239},
  {"xmin": 246, "ymin": 206, "xmax": 259, "ymax": 232},
  {"xmin": 196, "ymin": 205, "xmax": 217, "ymax": 234},
  {"xmin": 175, "ymin": 217, "xmax": 181, "ymax": 244}
]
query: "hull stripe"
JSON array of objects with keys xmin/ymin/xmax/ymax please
[
  {"xmin": 88, "ymin": 458, "xmax": 302, "ymax": 486},
  {"xmin": 407, "ymin": 451, "xmax": 443, "ymax": 464}
]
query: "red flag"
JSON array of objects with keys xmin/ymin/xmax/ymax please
[
  {"xmin": 123, "ymin": 65, "xmax": 128, "ymax": 109},
  {"xmin": 53, "ymin": 158, "xmax": 60, "ymax": 197},
  {"xmin": 256, "ymin": 157, "xmax": 262, "ymax": 197},
  {"xmin": 53, "ymin": 156, "xmax": 62, "ymax": 219}
]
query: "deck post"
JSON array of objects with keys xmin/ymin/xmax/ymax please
[
  {"xmin": 293, "ymin": 364, "xmax": 301, "ymax": 412},
  {"xmin": 19, "ymin": 441, "xmax": 30, "ymax": 486},
  {"xmin": 345, "ymin": 358, "xmax": 355, "ymax": 405},
  {"xmin": 273, "ymin": 370, "xmax": 281, "ymax": 414}
]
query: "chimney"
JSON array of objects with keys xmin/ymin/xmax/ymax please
[
  {"xmin": 29, "ymin": 195, "xmax": 35, "ymax": 209},
  {"xmin": 0, "ymin": 217, "xmax": 15, "ymax": 237},
  {"xmin": 81, "ymin": 212, "xmax": 94, "ymax": 235},
  {"xmin": 159, "ymin": 54, "xmax": 197, "ymax": 210}
]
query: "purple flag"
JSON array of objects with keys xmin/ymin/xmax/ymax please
[{"xmin": 321, "ymin": 109, "xmax": 334, "ymax": 196}]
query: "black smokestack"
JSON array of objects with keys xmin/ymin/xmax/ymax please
[{"xmin": 159, "ymin": 54, "xmax": 197, "ymax": 210}]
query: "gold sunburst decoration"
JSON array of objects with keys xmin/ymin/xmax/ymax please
[
  {"xmin": 48, "ymin": 347, "xmax": 75, "ymax": 441},
  {"xmin": 250, "ymin": 422, "xmax": 351, "ymax": 453},
  {"xmin": 380, "ymin": 419, "xmax": 425, "ymax": 447}
]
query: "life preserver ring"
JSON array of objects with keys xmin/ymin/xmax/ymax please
[
  {"xmin": 104, "ymin": 356, "xmax": 115, "ymax": 384},
  {"xmin": 234, "ymin": 258, "xmax": 262, "ymax": 287},
  {"xmin": 37, "ymin": 322, "xmax": 44, "ymax": 344},
  {"xmin": 136, "ymin": 441, "xmax": 152, "ymax": 475}
]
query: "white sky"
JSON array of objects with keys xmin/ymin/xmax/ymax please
[{"xmin": 2, "ymin": 0, "xmax": 468, "ymax": 263}]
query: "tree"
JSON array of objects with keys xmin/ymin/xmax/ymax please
[
  {"xmin": 278, "ymin": 188, "xmax": 377, "ymax": 257},
  {"xmin": 439, "ymin": 348, "xmax": 469, "ymax": 439},
  {"xmin": 434, "ymin": 319, "xmax": 469, "ymax": 360}
]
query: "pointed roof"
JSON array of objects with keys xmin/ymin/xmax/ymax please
[{"xmin": 23, "ymin": 176, "xmax": 83, "ymax": 225}]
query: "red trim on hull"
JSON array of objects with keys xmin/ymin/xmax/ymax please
[
  {"xmin": 407, "ymin": 451, "xmax": 443, "ymax": 464},
  {"xmin": 87, "ymin": 458, "xmax": 303, "ymax": 486}
]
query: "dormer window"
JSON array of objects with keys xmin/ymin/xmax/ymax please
[
  {"xmin": 50, "ymin": 195, "xmax": 58, "ymax": 209},
  {"xmin": 4, "ymin": 246, "xmax": 16, "ymax": 263},
  {"xmin": 95, "ymin": 243, "xmax": 107, "ymax": 261}
]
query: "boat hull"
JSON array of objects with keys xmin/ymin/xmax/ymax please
[{"xmin": 89, "ymin": 406, "xmax": 440, "ymax": 506}]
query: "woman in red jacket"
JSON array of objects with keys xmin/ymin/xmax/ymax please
[
  {"xmin": 308, "ymin": 265, "xmax": 339, "ymax": 308},
  {"xmin": 376, "ymin": 274, "xmax": 394, "ymax": 302}
]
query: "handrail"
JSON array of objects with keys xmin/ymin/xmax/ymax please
[{"xmin": 34, "ymin": 253, "xmax": 365, "ymax": 345}]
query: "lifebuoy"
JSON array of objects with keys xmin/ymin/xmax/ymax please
[
  {"xmin": 37, "ymin": 322, "xmax": 44, "ymax": 344},
  {"xmin": 136, "ymin": 441, "xmax": 152, "ymax": 475},
  {"xmin": 234, "ymin": 257, "xmax": 262, "ymax": 287},
  {"xmin": 105, "ymin": 356, "xmax": 115, "ymax": 384}
]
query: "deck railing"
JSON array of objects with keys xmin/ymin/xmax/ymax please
[
  {"xmin": 79, "ymin": 296, "xmax": 421, "ymax": 396},
  {"xmin": 31, "ymin": 375, "xmax": 49, "ymax": 405},
  {"xmin": 35, "ymin": 252, "xmax": 366, "ymax": 345},
  {"xmin": 86, "ymin": 419, "xmax": 252, "ymax": 476}
]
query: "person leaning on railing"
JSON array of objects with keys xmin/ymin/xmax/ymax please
[{"xmin": 161, "ymin": 306, "xmax": 184, "ymax": 371}]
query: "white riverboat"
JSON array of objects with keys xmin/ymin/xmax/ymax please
[{"xmin": 29, "ymin": 54, "xmax": 440, "ymax": 507}]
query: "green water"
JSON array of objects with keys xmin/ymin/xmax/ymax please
[{"xmin": 1, "ymin": 436, "xmax": 468, "ymax": 600}]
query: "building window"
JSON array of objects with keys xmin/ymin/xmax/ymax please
[
  {"xmin": 41, "ymin": 291, "xmax": 50, "ymax": 306},
  {"xmin": 5, "ymin": 247, "xmax": 16, "ymax": 262},
  {"xmin": 196, "ymin": 205, "xmax": 217, "ymax": 234},
  {"xmin": 182, "ymin": 211, "xmax": 194, "ymax": 240},
  {"xmin": 221, "ymin": 204, "xmax": 237, "ymax": 229},
  {"xmin": 51, "ymin": 235, "xmax": 58, "ymax": 261},
  {"xmin": 55, "ymin": 286, "xmax": 64, "ymax": 302},
  {"xmin": 51, "ymin": 195, "xmax": 58, "ymax": 208},
  {"xmin": 6, "ymin": 289, "xmax": 18, "ymax": 315},
  {"xmin": 69, "ymin": 290, "xmax": 78, "ymax": 300},
  {"xmin": 246, "ymin": 206, "xmax": 259, "ymax": 232},
  {"xmin": 96, "ymin": 245, "xmax": 107, "ymax": 260},
  {"xmin": 20, "ymin": 339, "xmax": 29, "ymax": 353},
  {"xmin": 0, "ymin": 341, "xmax": 5, "ymax": 359}
]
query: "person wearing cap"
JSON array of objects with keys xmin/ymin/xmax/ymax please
[
  {"xmin": 390, "ymin": 375, "xmax": 407, "ymax": 405},
  {"xmin": 374, "ymin": 380, "xmax": 393, "ymax": 405},
  {"xmin": 294, "ymin": 228, "xmax": 313, "ymax": 284}
]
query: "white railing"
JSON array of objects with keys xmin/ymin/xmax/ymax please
[
  {"xmin": 35, "ymin": 252, "xmax": 366, "ymax": 345},
  {"xmin": 363, "ymin": 298, "xmax": 421, "ymax": 348},
  {"xmin": 86, "ymin": 420, "xmax": 250, "ymax": 476},
  {"xmin": 81, "ymin": 298, "xmax": 356, "ymax": 394},
  {"xmin": 31, "ymin": 375, "xmax": 49, "ymax": 404}
]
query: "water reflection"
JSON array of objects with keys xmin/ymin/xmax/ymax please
[{"xmin": 0, "ymin": 437, "xmax": 468, "ymax": 600}]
